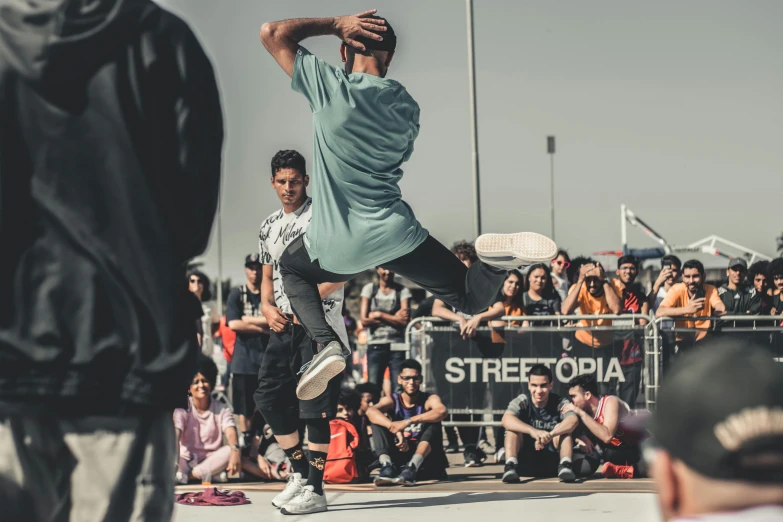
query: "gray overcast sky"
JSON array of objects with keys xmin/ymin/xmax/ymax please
[{"xmin": 156, "ymin": 0, "xmax": 782, "ymax": 283}]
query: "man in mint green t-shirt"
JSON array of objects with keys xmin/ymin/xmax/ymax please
[{"xmin": 257, "ymin": 11, "xmax": 557, "ymax": 512}]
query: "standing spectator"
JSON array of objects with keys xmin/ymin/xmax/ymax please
[
  {"xmin": 361, "ymin": 268, "xmax": 411, "ymax": 390},
  {"xmin": 188, "ymin": 270, "xmax": 220, "ymax": 357},
  {"xmin": 718, "ymin": 258, "xmax": 751, "ymax": 316},
  {"xmin": 610, "ymin": 255, "xmax": 649, "ymax": 407},
  {"xmin": 647, "ymin": 342, "xmax": 783, "ymax": 522},
  {"xmin": 656, "ymin": 259, "xmax": 727, "ymax": 353},
  {"xmin": 561, "ymin": 261, "xmax": 622, "ymax": 393},
  {"xmin": 746, "ymin": 261, "xmax": 772, "ymax": 316},
  {"xmin": 174, "ymin": 356, "xmax": 241, "ymax": 485},
  {"xmin": 768, "ymin": 259, "xmax": 783, "ymax": 357},
  {"xmin": 489, "ymin": 270, "xmax": 525, "ymax": 335},
  {"xmin": 0, "ymin": 0, "xmax": 221, "ymax": 520},
  {"xmin": 551, "ymin": 250, "xmax": 571, "ymax": 302},
  {"xmin": 521, "ymin": 263, "xmax": 562, "ymax": 320},
  {"xmin": 227, "ymin": 254, "xmax": 269, "ymax": 440},
  {"xmin": 648, "ymin": 255, "xmax": 682, "ymax": 373}
]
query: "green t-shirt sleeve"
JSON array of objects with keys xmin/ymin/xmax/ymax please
[
  {"xmin": 402, "ymin": 104, "xmax": 420, "ymax": 162},
  {"xmin": 291, "ymin": 46, "xmax": 342, "ymax": 112}
]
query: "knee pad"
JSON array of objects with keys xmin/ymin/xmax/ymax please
[{"xmin": 306, "ymin": 418, "xmax": 331, "ymax": 445}]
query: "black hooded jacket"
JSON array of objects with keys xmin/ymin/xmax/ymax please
[{"xmin": 0, "ymin": 0, "xmax": 223, "ymax": 414}]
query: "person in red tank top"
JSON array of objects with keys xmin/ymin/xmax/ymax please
[{"xmin": 564, "ymin": 374, "xmax": 648, "ymax": 479}]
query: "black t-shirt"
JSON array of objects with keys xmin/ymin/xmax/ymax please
[
  {"xmin": 412, "ymin": 296, "xmax": 436, "ymax": 319},
  {"xmin": 746, "ymin": 289, "xmax": 773, "ymax": 316},
  {"xmin": 505, "ymin": 392, "xmax": 573, "ymax": 432},
  {"xmin": 522, "ymin": 292, "xmax": 561, "ymax": 316},
  {"xmin": 225, "ymin": 285, "xmax": 268, "ymax": 374}
]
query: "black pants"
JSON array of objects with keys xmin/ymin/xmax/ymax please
[
  {"xmin": 280, "ymin": 235, "xmax": 508, "ymax": 347},
  {"xmin": 371, "ymin": 422, "xmax": 448, "ymax": 480},
  {"xmin": 366, "ymin": 344, "xmax": 405, "ymax": 392}
]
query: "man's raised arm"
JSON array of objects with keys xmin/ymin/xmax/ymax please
[{"xmin": 259, "ymin": 10, "xmax": 386, "ymax": 77}]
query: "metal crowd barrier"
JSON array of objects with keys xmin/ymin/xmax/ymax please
[{"xmin": 405, "ymin": 313, "xmax": 783, "ymax": 426}]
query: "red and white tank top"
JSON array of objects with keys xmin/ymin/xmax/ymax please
[{"xmin": 594, "ymin": 395, "xmax": 640, "ymax": 447}]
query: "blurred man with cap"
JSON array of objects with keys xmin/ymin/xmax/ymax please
[
  {"xmin": 226, "ymin": 254, "xmax": 269, "ymax": 441},
  {"xmin": 648, "ymin": 340, "xmax": 783, "ymax": 521},
  {"xmin": 718, "ymin": 258, "xmax": 751, "ymax": 316}
]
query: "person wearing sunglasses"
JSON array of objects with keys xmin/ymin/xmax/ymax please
[
  {"xmin": 366, "ymin": 359, "xmax": 449, "ymax": 486},
  {"xmin": 551, "ymin": 250, "xmax": 572, "ymax": 302}
]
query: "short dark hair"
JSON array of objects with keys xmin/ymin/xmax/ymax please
[
  {"xmin": 355, "ymin": 382, "xmax": 382, "ymax": 404},
  {"xmin": 451, "ymin": 241, "xmax": 477, "ymax": 263},
  {"xmin": 555, "ymin": 249, "xmax": 570, "ymax": 263},
  {"xmin": 568, "ymin": 256, "xmax": 594, "ymax": 284},
  {"xmin": 682, "ymin": 259, "xmax": 705, "ymax": 277},
  {"xmin": 352, "ymin": 15, "xmax": 397, "ymax": 52},
  {"xmin": 338, "ymin": 388, "xmax": 361, "ymax": 413},
  {"xmin": 661, "ymin": 255, "xmax": 682, "ymax": 270},
  {"xmin": 568, "ymin": 374, "xmax": 598, "ymax": 396},
  {"xmin": 187, "ymin": 269, "xmax": 212, "ymax": 301},
  {"xmin": 767, "ymin": 258, "xmax": 783, "ymax": 279},
  {"xmin": 528, "ymin": 363, "xmax": 552, "ymax": 383},
  {"xmin": 399, "ymin": 359, "xmax": 422, "ymax": 375},
  {"xmin": 271, "ymin": 149, "xmax": 306, "ymax": 177},
  {"xmin": 617, "ymin": 255, "xmax": 639, "ymax": 269},
  {"xmin": 193, "ymin": 354, "xmax": 218, "ymax": 388}
]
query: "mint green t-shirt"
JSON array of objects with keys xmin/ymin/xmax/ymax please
[{"xmin": 292, "ymin": 46, "xmax": 428, "ymax": 275}]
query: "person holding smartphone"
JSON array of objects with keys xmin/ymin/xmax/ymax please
[{"xmin": 656, "ymin": 259, "xmax": 726, "ymax": 354}]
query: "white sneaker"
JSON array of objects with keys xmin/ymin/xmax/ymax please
[
  {"xmin": 281, "ymin": 485, "xmax": 327, "ymax": 515},
  {"xmin": 175, "ymin": 471, "xmax": 188, "ymax": 485},
  {"xmin": 475, "ymin": 232, "xmax": 558, "ymax": 270},
  {"xmin": 216, "ymin": 471, "xmax": 229, "ymax": 483},
  {"xmin": 296, "ymin": 342, "xmax": 346, "ymax": 400},
  {"xmin": 271, "ymin": 472, "xmax": 306, "ymax": 508},
  {"xmin": 494, "ymin": 447, "xmax": 505, "ymax": 464}
]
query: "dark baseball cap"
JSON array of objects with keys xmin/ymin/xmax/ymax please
[
  {"xmin": 245, "ymin": 253, "xmax": 261, "ymax": 267},
  {"xmin": 728, "ymin": 257, "xmax": 748, "ymax": 270},
  {"xmin": 649, "ymin": 340, "xmax": 783, "ymax": 484}
]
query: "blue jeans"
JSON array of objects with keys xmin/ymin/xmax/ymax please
[{"xmin": 367, "ymin": 344, "xmax": 405, "ymax": 392}]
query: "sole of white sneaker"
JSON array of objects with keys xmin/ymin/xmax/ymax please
[
  {"xmin": 475, "ymin": 232, "xmax": 558, "ymax": 269},
  {"xmin": 373, "ymin": 476, "xmax": 397, "ymax": 487},
  {"xmin": 296, "ymin": 354, "xmax": 346, "ymax": 400},
  {"xmin": 281, "ymin": 504, "xmax": 328, "ymax": 515}
]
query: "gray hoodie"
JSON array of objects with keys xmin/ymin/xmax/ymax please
[{"xmin": 0, "ymin": 0, "xmax": 223, "ymax": 414}]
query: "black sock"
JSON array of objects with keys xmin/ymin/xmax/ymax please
[
  {"xmin": 283, "ymin": 443, "xmax": 309, "ymax": 478},
  {"xmin": 305, "ymin": 449, "xmax": 328, "ymax": 495}
]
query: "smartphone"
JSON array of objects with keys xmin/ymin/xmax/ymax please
[{"xmin": 693, "ymin": 286, "xmax": 705, "ymax": 300}]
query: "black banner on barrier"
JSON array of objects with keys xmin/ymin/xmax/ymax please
[{"xmin": 425, "ymin": 329, "xmax": 628, "ymax": 412}]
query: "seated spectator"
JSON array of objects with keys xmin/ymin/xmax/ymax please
[
  {"xmin": 243, "ymin": 423, "xmax": 290, "ymax": 482},
  {"xmin": 648, "ymin": 255, "xmax": 682, "ymax": 373},
  {"xmin": 564, "ymin": 375, "xmax": 647, "ymax": 479},
  {"xmin": 561, "ymin": 261, "xmax": 622, "ymax": 393},
  {"xmin": 353, "ymin": 382, "xmax": 383, "ymax": 476},
  {"xmin": 656, "ymin": 259, "xmax": 727, "ymax": 353},
  {"xmin": 325, "ymin": 390, "xmax": 362, "ymax": 484},
  {"xmin": 551, "ymin": 250, "xmax": 571, "ymax": 302},
  {"xmin": 361, "ymin": 268, "xmax": 412, "ymax": 392},
  {"xmin": 501, "ymin": 364, "xmax": 581, "ymax": 483},
  {"xmin": 746, "ymin": 260, "xmax": 772, "ymax": 316},
  {"xmin": 610, "ymin": 255, "xmax": 649, "ymax": 407},
  {"xmin": 174, "ymin": 356, "xmax": 241, "ymax": 484},
  {"xmin": 366, "ymin": 359, "xmax": 449, "ymax": 486}
]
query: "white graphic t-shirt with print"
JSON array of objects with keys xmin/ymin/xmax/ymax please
[{"xmin": 258, "ymin": 198, "xmax": 349, "ymax": 348}]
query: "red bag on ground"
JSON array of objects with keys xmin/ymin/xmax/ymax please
[{"xmin": 324, "ymin": 419, "xmax": 360, "ymax": 484}]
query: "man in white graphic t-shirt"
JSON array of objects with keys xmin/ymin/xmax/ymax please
[{"xmin": 253, "ymin": 150, "xmax": 349, "ymax": 509}]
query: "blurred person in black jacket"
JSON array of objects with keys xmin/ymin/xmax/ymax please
[{"xmin": 0, "ymin": 0, "xmax": 222, "ymax": 520}]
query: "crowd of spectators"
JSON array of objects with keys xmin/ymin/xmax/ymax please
[{"xmin": 186, "ymin": 238, "xmax": 782, "ymax": 485}]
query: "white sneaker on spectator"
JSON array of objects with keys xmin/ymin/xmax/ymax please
[
  {"xmin": 296, "ymin": 342, "xmax": 346, "ymax": 400},
  {"xmin": 494, "ymin": 447, "xmax": 505, "ymax": 464},
  {"xmin": 271, "ymin": 472, "xmax": 306, "ymax": 508},
  {"xmin": 175, "ymin": 472, "xmax": 188, "ymax": 485},
  {"xmin": 475, "ymin": 232, "xmax": 558, "ymax": 270},
  {"xmin": 216, "ymin": 471, "xmax": 228, "ymax": 483},
  {"xmin": 280, "ymin": 485, "xmax": 327, "ymax": 515}
]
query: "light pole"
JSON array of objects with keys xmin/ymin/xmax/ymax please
[
  {"xmin": 547, "ymin": 136, "xmax": 556, "ymax": 241},
  {"xmin": 466, "ymin": 0, "xmax": 481, "ymax": 238}
]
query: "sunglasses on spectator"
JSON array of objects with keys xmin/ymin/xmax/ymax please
[
  {"xmin": 189, "ymin": 278, "xmax": 203, "ymax": 285},
  {"xmin": 552, "ymin": 260, "xmax": 570, "ymax": 268},
  {"xmin": 400, "ymin": 375, "xmax": 422, "ymax": 382}
]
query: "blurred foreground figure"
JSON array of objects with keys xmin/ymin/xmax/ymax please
[
  {"xmin": 0, "ymin": 0, "xmax": 222, "ymax": 520},
  {"xmin": 648, "ymin": 341, "xmax": 783, "ymax": 522}
]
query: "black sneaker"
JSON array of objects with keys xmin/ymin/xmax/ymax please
[
  {"xmin": 395, "ymin": 464, "xmax": 417, "ymax": 486},
  {"xmin": 502, "ymin": 461, "xmax": 520, "ymax": 483},
  {"xmin": 558, "ymin": 461, "xmax": 576, "ymax": 483},
  {"xmin": 374, "ymin": 463, "xmax": 398, "ymax": 486},
  {"xmin": 463, "ymin": 446, "xmax": 484, "ymax": 468},
  {"xmin": 445, "ymin": 442, "xmax": 460, "ymax": 454}
]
